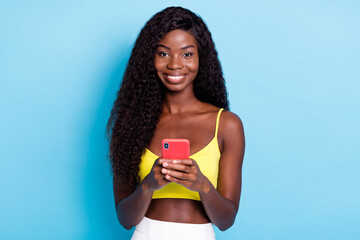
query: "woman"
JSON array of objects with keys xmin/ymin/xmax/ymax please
[{"xmin": 106, "ymin": 6, "xmax": 245, "ymax": 240}]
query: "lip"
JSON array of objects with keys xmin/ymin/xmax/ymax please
[{"xmin": 163, "ymin": 74, "xmax": 187, "ymax": 83}]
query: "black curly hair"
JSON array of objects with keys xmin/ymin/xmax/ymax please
[{"xmin": 106, "ymin": 6, "xmax": 229, "ymax": 190}]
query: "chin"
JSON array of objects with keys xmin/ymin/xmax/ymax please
[{"xmin": 164, "ymin": 85, "xmax": 185, "ymax": 92}]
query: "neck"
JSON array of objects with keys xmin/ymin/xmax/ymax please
[{"xmin": 162, "ymin": 88, "xmax": 200, "ymax": 114}]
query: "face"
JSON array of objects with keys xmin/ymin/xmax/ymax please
[{"xmin": 154, "ymin": 29, "xmax": 199, "ymax": 92}]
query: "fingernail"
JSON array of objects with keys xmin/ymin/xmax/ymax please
[{"xmin": 163, "ymin": 162, "xmax": 168, "ymax": 167}]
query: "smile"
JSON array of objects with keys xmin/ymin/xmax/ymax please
[{"xmin": 164, "ymin": 74, "xmax": 186, "ymax": 82}]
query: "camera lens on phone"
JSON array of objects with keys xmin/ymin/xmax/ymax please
[{"xmin": 164, "ymin": 143, "xmax": 169, "ymax": 149}]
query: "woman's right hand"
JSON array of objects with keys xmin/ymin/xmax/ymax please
[
  {"xmin": 142, "ymin": 158, "xmax": 171, "ymax": 192},
  {"xmin": 113, "ymin": 157, "xmax": 172, "ymax": 229}
]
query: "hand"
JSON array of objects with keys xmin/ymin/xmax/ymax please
[
  {"xmin": 142, "ymin": 158, "xmax": 172, "ymax": 192},
  {"xmin": 160, "ymin": 159, "xmax": 210, "ymax": 193}
]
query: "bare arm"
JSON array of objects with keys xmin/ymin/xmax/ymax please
[
  {"xmin": 113, "ymin": 159, "xmax": 171, "ymax": 229},
  {"xmin": 200, "ymin": 112, "xmax": 245, "ymax": 230},
  {"xmin": 162, "ymin": 111, "xmax": 245, "ymax": 230}
]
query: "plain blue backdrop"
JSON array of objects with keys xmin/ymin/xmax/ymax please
[{"xmin": 1, "ymin": 0, "xmax": 359, "ymax": 239}]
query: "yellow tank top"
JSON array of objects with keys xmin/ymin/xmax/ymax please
[{"xmin": 138, "ymin": 108, "xmax": 223, "ymax": 201}]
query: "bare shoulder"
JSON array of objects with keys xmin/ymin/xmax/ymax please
[
  {"xmin": 217, "ymin": 110, "xmax": 245, "ymax": 207},
  {"xmin": 218, "ymin": 110, "xmax": 245, "ymax": 152},
  {"xmin": 219, "ymin": 110, "xmax": 244, "ymax": 135}
]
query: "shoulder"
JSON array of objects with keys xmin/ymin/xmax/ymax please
[
  {"xmin": 218, "ymin": 110, "xmax": 245, "ymax": 152},
  {"xmin": 219, "ymin": 110, "xmax": 244, "ymax": 134}
]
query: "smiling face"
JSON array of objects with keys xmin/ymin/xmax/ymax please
[{"xmin": 155, "ymin": 29, "xmax": 199, "ymax": 93}]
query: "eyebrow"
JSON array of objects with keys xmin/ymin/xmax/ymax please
[{"xmin": 157, "ymin": 44, "xmax": 196, "ymax": 50}]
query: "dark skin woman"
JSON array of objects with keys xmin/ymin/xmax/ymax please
[{"xmin": 107, "ymin": 7, "xmax": 245, "ymax": 233}]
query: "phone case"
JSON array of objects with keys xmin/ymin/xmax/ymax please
[{"xmin": 161, "ymin": 139, "xmax": 190, "ymax": 159}]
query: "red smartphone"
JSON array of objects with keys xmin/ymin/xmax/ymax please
[{"xmin": 161, "ymin": 139, "xmax": 190, "ymax": 159}]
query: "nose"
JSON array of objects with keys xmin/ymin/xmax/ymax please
[{"xmin": 167, "ymin": 55, "xmax": 183, "ymax": 70}]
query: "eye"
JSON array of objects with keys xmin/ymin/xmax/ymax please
[
  {"xmin": 183, "ymin": 52, "xmax": 193, "ymax": 58},
  {"xmin": 158, "ymin": 51, "xmax": 168, "ymax": 57}
]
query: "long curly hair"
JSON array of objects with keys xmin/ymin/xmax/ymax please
[{"xmin": 106, "ymin": 6, "xmax": 229, "ymax": 190}]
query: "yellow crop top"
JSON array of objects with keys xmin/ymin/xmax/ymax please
[{"xmin": 138, "ymin": 108, "xmax": 223, "ymax": 201}]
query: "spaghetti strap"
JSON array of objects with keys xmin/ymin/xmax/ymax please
[{"xmin": 215, "ymin": 108, "xmax": 224, "ymax": 138}]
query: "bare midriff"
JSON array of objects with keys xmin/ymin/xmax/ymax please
[{"xmin": 145, "ymin": 198, "xmax": 210, "ymax": 223}]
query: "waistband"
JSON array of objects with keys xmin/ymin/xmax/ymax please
[
  {"xmin": 143, "ymin": 216, "xmax": 212, "ymax": 226},
  {"xmin": 132, "ymin": 217, "xmax": 216, "ymax": 240}
]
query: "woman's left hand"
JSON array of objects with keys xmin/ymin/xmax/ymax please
[{"xmin": 160, "ymin": 159, "xmax": 210, "ymax": 193}]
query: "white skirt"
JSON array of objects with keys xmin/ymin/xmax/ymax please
[{"xmin": 131, "ymin": 217, "xmax": 216, "ymax": 240}]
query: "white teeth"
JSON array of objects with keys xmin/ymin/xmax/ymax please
[{"xmin": 167, "ymin": 75, "xmax": 185, "ymax": 80}]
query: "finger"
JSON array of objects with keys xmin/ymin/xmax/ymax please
[
  {"xmin": 155, "ymin": 172, "xmax": 171, "ymax": 184},
  {"xmin": 162, "ymin": 162, "xmax": 191, "ymax": 173},
  {"xmin": 164, "ymin": 175, "xmax": 189, "ymax": 186},
  {"xmin": 162, "ymin": 168, "xmax": 192, "ymax": 180},
  {"xmin": 172, "ymin": 159, "xmax": 193, "ymax": 165},
  {"xmin": 158, "ymin": 158, "xmax": 173, "ymax": 165}
]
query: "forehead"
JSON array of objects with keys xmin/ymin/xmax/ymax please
[{"xmin": 158, "ymin": 29, "xmax": 197, "ymax": 48}]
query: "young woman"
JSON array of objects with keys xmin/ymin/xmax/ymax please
[{"xmin": 106, "ymin": 6, "xmax": 245, "ymax": 240}]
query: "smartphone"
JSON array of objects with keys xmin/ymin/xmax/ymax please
[{"xmin": 161, "ymin": 139, "xmax": 190, "ymax": 159}]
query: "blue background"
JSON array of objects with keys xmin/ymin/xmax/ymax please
[{"xmin": 1, "ymin": 1, "xmax": 359, "ymax": 239}]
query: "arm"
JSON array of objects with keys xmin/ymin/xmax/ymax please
[
  {"xmin": 162, "ymin": 111, "xmax": 245, "ymax": 230},
  {"xmin": 113, "ymin": 158, "xmax": 171, "ymax": 229},
  {"xmin": 200, "ymin": 112, "xmax": 245, "ymax": 230}
]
